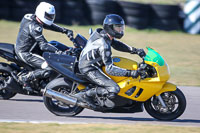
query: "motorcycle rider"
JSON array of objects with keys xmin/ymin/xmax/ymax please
[
  {"xmin": 15, "ymin": 2, "xmax": 73, "ymax": 91},
  {"xmin": 76, "ymin": 14, "xmax": 146, "ymax": 109}
]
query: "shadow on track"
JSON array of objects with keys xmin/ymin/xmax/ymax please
[
  {"xmin": 9, "ymin": 99, "xmax": 43, "ymax": 103},
  {"xmin": 75, "ymin": 116, "xmax": 200, "ymax": 124}
]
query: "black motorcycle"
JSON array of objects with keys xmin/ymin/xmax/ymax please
[{"xmin": 0, "ymin": 34, "xmax": 86, "ymax": 100}]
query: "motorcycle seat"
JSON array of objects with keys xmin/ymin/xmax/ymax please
[{"xmin": 0, "ymin": 43, "xmax": 15, "ymax": 54}]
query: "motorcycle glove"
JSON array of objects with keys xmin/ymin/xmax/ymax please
[
  {"xmin": 126, "ymin": 70, "xmax": 139, "ymax": 78},
  {"xmin": 55, "ymin": 50, "xmax": 66, "ymax": 55},
  {"xmin": 130, "ymin": 47, "xmax": 146, "ymax": 58},
  {"xmin": 63, "ymin": 28, "xmax": 73, "ymax": 37},
  {"xmin": 137, "ymin": 48, "xmax": 146, "ymax": 58}
]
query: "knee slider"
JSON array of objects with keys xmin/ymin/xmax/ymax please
[
  {"xmin": 107, "ymin": 85, "xmax": 120, "ymax": 94},
  {"xmin": 42, "ymin": 70, "xmax": 50, "ymax": 78},
  {"xmin": 107, "ymin": 92, "xmax": 117, "ymax": 99},
  {"xmin": 96, "ymin": 88, "xmax": 109, "ymax": 97}
]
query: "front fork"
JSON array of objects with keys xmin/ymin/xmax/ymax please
[
  {"xmin": 155, "ymin": 82, "xmax": 177, "ymax": 108},
  {"xmin": 157, "ymin": 95, "xmax": 167, "ymax": 108}
]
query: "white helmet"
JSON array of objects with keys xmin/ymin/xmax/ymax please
[{"xmin": 35, "ymin": 2, "xmax": 55, "ymax": 26}]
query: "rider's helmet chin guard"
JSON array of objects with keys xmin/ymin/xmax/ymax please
[
  {"xmin": 103, "ymin": 14, "xmax": 125, "ymax": 39},
  {"xmin": 35, "ymin": 2, "xmax": 55, "ymax": 26}
]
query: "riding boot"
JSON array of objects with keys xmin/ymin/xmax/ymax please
[
  {"xmin": 74, "ymin": 87, "xmax": 115, "ymax": 109},
  {"xmin": 96, "ymin": 88, "xmax": 115, "ymax": 108},
  {"xmin": 18, "ymin": 69, "xmax": 50, "ymax": 92},
  {"xmin": 73, "ymin": 88, "xmax": 97, "ymax": 107},
  {"xmin": 74, "ymin": 88, "xmax": 96, "ymax": 102},
  {"xmin": 19, "ymin": 69, "xmax": 50, "ymax": 81},
  {"xmin": 18, "ymin": 72, "xmax": 33, "ymax": 92}
]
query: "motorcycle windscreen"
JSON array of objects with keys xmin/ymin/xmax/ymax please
[
  {"xmin": 74, "ymin": 34, "xmax": 87, "ymax": 48},
  {"xmin": 43, "ymin": 52, "xmax": 85, "ymax": 83},
  {"xmin": 144, "ymin": 47, "xmax": 165, "ymax": 66}
]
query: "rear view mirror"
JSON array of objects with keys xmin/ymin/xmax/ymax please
[{"xmin": 89, "ymin": 28, "xmax": 93, "ymax": 35}]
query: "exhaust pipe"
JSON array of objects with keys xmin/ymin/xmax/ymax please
[{"xmin": 43, "ymin": 88, "xmax": 78, "ymax": 106}]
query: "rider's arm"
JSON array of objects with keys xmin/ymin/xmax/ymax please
[
  {"xmin": 44, "ymin": 23, "xmax": 73, "ymax": 35},
  {"xmin": 44, "ymin": 23, "xmax": 65, "ymax": 33},
  {"xmin": 30, "ymin": 24, "xmax": 58, "ymax": 52},
  {"xmin": 100, "ymin": 42, "xmax": 130, "ymax": 77},
  {"xmin": 111, "ymin": 39, "xmax": 146, "ymax": 57},
  {"xmin": 111, "ymin": 39, "xmax": 137, "ymax": 53}
]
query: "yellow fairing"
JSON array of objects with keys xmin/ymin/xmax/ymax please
[
  {"xmin": 77, "ymin": 84, "xmax": 85, "ymax": 90},
  {"xmin": 155, "ymin": 82, "xmax": 176, "ymax": 96},
  {"xmin": 117, "ymin": 77, "xmax": 165, "ymax": 101},
  {"xmin": 144, "ymin": 61, "xmax": 170, "ymax": 82}
]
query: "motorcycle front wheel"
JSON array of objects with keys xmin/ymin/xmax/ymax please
[
  {"xmin": 43, "ymin": 77, "xmax": 84, "ymax": 116},
  {"xmin": 144, "ymin": 88, "xmax": 186, "ymax": 121}
]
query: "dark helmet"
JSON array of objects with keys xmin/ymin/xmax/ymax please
[{"xmin": 103, "ymin": 14, "xmax": 125, "ymax": 39}]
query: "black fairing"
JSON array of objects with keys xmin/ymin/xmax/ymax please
[
  {"xmin": 49, "ymin": 34, "xmax": 87, "ymax": 50},
  {"xmin": 43, "ymin": 52, "xmax": 86, "ymax": 83},
  {"xmin": 49, "ymin": 41, "xmax": 70, "ymax": 51},
  {"xmin": 102, "ymin": 95, "xmax": 144, "ymax": 113},
  {"xmin": 103, "ymin": 102, "xmax": 143, "ymax": 113},
  {"xmin": 0, "ymin": 43, "xmax": 34, "ymax": 70},
  {"xmin": 0, "ymin": 43, "xmax": 15, "ymax": 61}
]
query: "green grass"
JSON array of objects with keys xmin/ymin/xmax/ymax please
[
  {"xmin": 0, "ymin": 123, "xmax": 200, "ymax": 133},
  {"xmin": 0, "ymin": 20, "xmax": 200, "ymax": 86}
]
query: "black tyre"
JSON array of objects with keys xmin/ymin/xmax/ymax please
[
  {"xmin": 91, "ymin": 11, "xmax": 108, "ymax": 25},
  {"xmin": 0, "ymin": 1, "xmax": 11, "ymax": 19},
  {"xmin": 86, "ymin": 0, "xmax": 120, "ymax": 25},
  {"xmin": 0, "ymin": 63, "xmax": 17, "ymax": 100},
  {"xmin": 150, "ymin": 4, "xmax": 180, "ymax": 19},
  {"xmin": 10, "ymin": 0, "xmax": 37, "ymax": 21},
  {"xmin": 0, "ymin": 8, "xmax": 10, "ymax": 19},
  {"xmin": 144, "ymin": 88, "xmax": 186, "ymax": 121},
  {"xmin": 126, "ymin": 16, "xmax": 149, "ymax": 29},
  {"xmin": 0, "ymin": 1, "xmax": 10, "ymax": 6},
  {"xmin": 43, "ymin": 77, "xmax": 84, "ymax": 116},
  {"xmin": 149, "ymin": 18, "xmax": 180, "ymax": 31},
  {"xmin": 118, "ymin": 1, "xmax": 150, "ymax": 17},
  {"xmin": 11, "ymin": 8, "xmax": 35, "ymax": 21},
  {"xmin": 62, "ymin": 0, "xmax": 89, "ymax": 25}
]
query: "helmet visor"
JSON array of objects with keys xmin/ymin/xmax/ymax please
[
  {"xmin": 113, "ymin": 24, "xmax": 125, "ymax": 34},
  {"xmin": 44, "ymin": 12, "xmax": 55, "ymax": 21}
]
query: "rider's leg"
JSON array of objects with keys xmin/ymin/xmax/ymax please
[
  {"xmin": 76, "ymin": 68, "xmax": 120, "ymax": 108},
  {"xmin": 18, "ymin": 53, "xmax": 51, "ymax": 91}
]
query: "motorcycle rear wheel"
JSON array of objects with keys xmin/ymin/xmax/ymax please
[
  {"xmin": 144, "ymin": 88, "xmax": 186, "ymax": 121},
  {"xmin": 0, "ymin": 63, "xmax": 17, "ymax": 100},
  {"xmin": 43, "ymin": 77, "xmax": 84, "ymax": 116}
]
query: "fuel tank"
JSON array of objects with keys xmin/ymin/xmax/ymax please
[{"xmin": 102, "ymin": 56, "xmax": 138, "ymax": 83}]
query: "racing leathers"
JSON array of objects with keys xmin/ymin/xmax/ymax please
[
  {"xmin": 78, "ymin": 28, "xmax": 142, "ymax": 108},
  {"xmin": 15, "ymin": 14, "xmax": 71, "ymax": 89}
]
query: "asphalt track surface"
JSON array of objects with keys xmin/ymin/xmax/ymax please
[{"xmin": 0, "ymin": 86, "xmax": 200, "ymax": 126}]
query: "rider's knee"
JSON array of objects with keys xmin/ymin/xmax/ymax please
[
  {"xmin": 107, "ymin": 85, "xmax": 120, "ymax": 94},
  {"xmin": 42, "ymin": 70, "xmax": 50, "ymax": 78},
  {"xmin": 106, "ymin": 85, "xmax": 120, "ymax": 99}
]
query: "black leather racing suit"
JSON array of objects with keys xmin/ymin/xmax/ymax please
[
  {"xmin": 15, "ymin": 14, "xmax": 68, "ymax": 80},
  {"xmin": 79, "ymin": 28, "xmax": 137, "ymax": 100}
]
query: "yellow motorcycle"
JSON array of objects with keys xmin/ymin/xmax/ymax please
[{"xmin": 42, "ymin": 38, "xmax": 186, "ymax": 121}]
